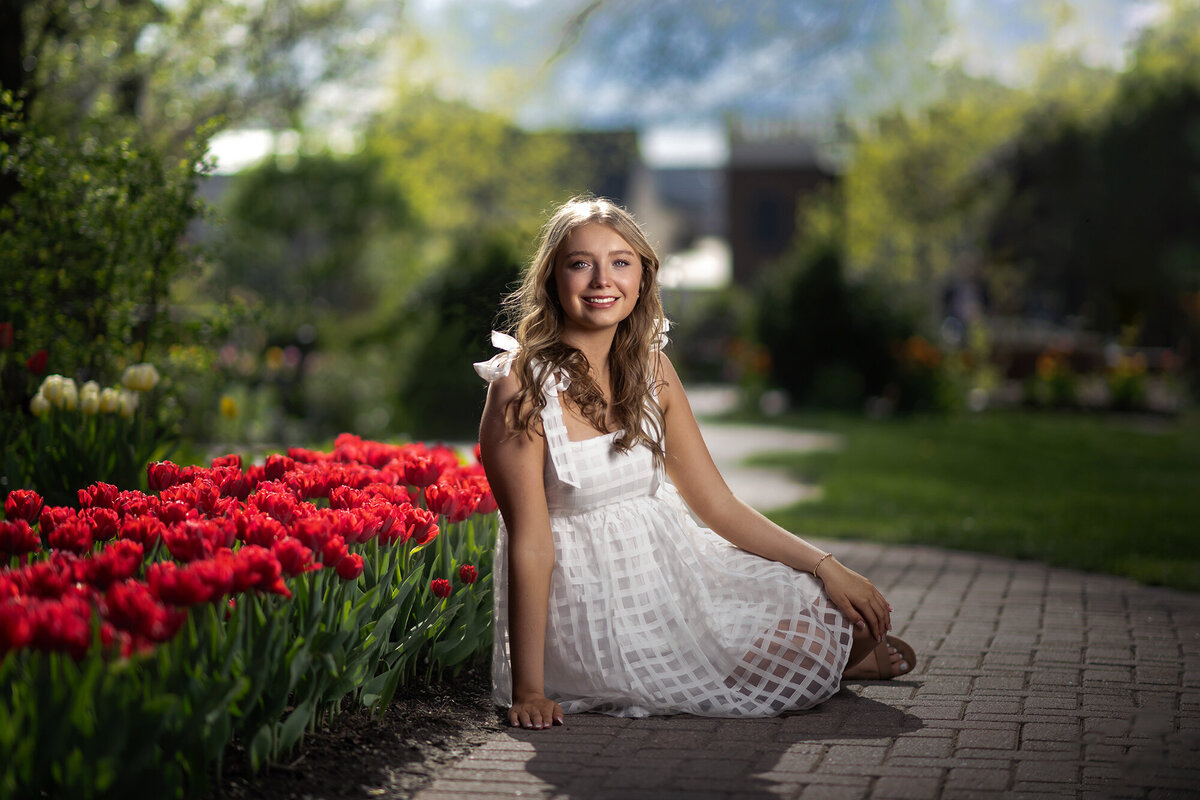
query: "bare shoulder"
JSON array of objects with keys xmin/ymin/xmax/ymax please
[{"xmin": 480, "ymin": 369, "xmax": 542, "ymax": 448}]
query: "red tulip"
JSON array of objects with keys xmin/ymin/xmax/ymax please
[
  {"xmin": 335, "ymin": 553, "xmax": 364, "ymax": 581},
  {"xmin": 118, "ymin": 516, "xmax": 166, "ymax": 548},
  {"xmin": 13, "ymin": 553, "xmax": 78, "ymax": 598},
  {"xmin": 430, "ymin": 578, "xmax": 451, "ymax": 598},
  {"xmin": 39, "ymin": 506, "xmax": 75, "ymax": 537},
  {"xmin": 78, "ymin": 482, "xmax": 119, "ymax": 510},
  {"xmin": 163, "ymin": 521, "xmax": 213, "ymax": 563},
  {"xmin": 0, "ymin": 520, "xmax": 40, "ymax": 557},
  {"xmin": 403, "ymin": 455, "xmax": 441, "ymax": 488},
  {"xmin": 30, "ymin": 594, "xmax": 94, "ymax": 658},
  {"xmin": 263, "ymin": 454, "xmax": 295, "ymax": 481},
  {"xmin": 328, "ymin": 486, "xmax": 362, "ymax": 510},
  {"xmin": 211, "ymin": 454, "xmax": 242, "ymax": 470},
  {"xmin": 25, "ymin": 348, "xmax": 47, "ymax": 375},
  {"xmin": 48, "ymin": 518, "xmax": 93, "ymax": 554},
  {"xmin": 147, "ymin": 461, "xmax": 181, "ymax": 492},
  {"xmin": 82, "ymin": 507, "xmax": 119, "ymax": 542},
  {"xmin": 82, "ymin": 540, "xmax": 144, "ymax": 590},
  {"xmin": 0, "ymin": 600, "xmax": 34, "ymax": 654},
  {"xmin": 458, "ymin": 564, "xmax": 478, "ymax": 584},
  {"xmin": 103, "ymin": 580, "xmax": 185, "ymax": 643},
  {"xmin": 272, "ymin": 538, "xmax": 319, "ymax": 577},
  {"xmin": 237, "ymin": 513, "xmax": 286, "ymax": 548},
  {"xmin": 4, "ymin": 490, "xmax": 43, "ymax": 524},
  {"xmin": 319, "ymin": 535, "xmax": 348, "ymax": 568},
  {"xmin": 231, "ymin": 545, "xmax": 285, "ymax": 594}
]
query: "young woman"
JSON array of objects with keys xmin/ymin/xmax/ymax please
[{"xmin": 475, "ymin": 196, "xmax": 915, "ymax": 730}]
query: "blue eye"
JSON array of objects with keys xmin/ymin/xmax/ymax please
[
  {"xmin": 613, "ymin": 259, "xmax": 630, "ymax": 268},
  {"xmin": 570, "ymin": 260, "xmax": 591, "ymax": 270}
]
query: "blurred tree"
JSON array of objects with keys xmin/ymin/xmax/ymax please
[
  {"xmin": 368, "ymin": 91, "xmax": 582, "ymax": 240},
  {"xmin": 756, "ymin": 191, "xmax": 917, "ymax": 410},
  {"xmin": 841, "ymin": 70, "xmax": 1029, "ymax": 299},
  {"xmin": 5, "ymin": 0, "xmax": 391, "ymax": 151},
  {"xmin": 388, "ymin": 233, "xmax": 524, "ymax": 440},
  {"xmin": 219, "ymin": 150, "xmax": 412, "ymax": 335},
  {"xmin": 986, "ymin": 2, "xmax": 1200, "ymax": 349}
]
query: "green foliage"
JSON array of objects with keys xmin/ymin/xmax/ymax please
[
  {"xmin": 391, "ymin": 234, "xmax": 524, "ymax": 440},
  {"xmin": 987, "ymin": 38, "xmax": 1200, "ymax": 351},
  {"xmin": 368, "ymin": 92, "xmax": 582, "ymax": 238},
  {"xmin": 755, "ymin": 199, "xmax": 920, "ymax": 410},
  {"xmin": 0, "ymin": 98, "xmax": 210, "ymax": 488},
  {"xmin": 14, "ymin": 0, "xmax": 392, "ymax": 150},
  {"xmin": 753, "ymin": 409, "xmax": 1200, "ymax": 592}
]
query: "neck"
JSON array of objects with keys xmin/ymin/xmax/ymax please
[{"xmin": 561, "ymin": 327, "xmax": 616, "ymax": 380}]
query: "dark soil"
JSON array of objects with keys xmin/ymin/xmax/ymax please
[{"xmin": 211, "ymin": 663, "xmax": 505, "ymax": 800}]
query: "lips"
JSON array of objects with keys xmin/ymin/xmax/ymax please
[{"xmin": 582, "ymin": 296, "xmax": 618, "ymax": 307}]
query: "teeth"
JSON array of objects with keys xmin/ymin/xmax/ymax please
[{"xmin": 584, "ymin": 297, "xmax": 616, "ymax": 306}]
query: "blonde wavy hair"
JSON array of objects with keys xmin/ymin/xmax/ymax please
[{"xmin": 502, "ymin": 195, "xmax": 667, "ymax": 461}]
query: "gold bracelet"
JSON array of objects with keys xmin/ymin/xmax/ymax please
[{"xmin": 812, "ymin": 552, "xmax": 834, "ymax": 579}]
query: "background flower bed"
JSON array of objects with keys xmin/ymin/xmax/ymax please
[{"xmin": 0, "ymin": 435, "xmax": 498, "ymax": 799}]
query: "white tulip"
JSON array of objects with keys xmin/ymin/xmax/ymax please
[
  {"xmin": 30, "ymin": 393, "xmax": 51, "ymax": 417},
  {"xmin": 122, "ymin": 363, "xmax": 161, "ymax": 392},
  {"xmin": 118, "ymin": 389, "xmax": 140, "ymax": 417},
  {"xmin": 40, "ymin": 374, "xmax": 65, "ymax": 405},
  {"xmin": 80, "ymin": 382, "xmax": 100, "ymax": 415},
  {"xmin": 99, "ymin": 387, "xmax": 121, "ymax": 414},
  {"xmin": 60, "ymin": 379, "xmax": 78, "ymax": 411}
]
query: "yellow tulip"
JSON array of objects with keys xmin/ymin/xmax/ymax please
[{"xmin": 219, "ymin": 394, "xmax": 239, "ymax": 419}]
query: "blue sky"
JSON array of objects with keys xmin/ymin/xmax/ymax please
[{"xmin": 396, "ymin": 0, "xmax": 1170, "ymax": 128}]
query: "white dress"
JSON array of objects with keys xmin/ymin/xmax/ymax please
[{"xmin": 475, "ymin": 333, "xmax": 853, "ymax": 718}]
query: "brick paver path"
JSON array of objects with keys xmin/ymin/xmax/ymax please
[{"xmin": 419, "ymin": 406, "xmax": 1200, "ymax": 799}]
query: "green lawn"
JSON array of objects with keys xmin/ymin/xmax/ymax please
[{"xmin": 740, "ymin": 409, "xmax": 1200, "ymax": 592}]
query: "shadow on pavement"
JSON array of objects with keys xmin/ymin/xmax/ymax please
[{"xmin": 512, "ymin": 690, "xmax": 923, "ymax": 799}]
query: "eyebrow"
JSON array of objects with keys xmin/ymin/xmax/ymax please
[{"xmin": 562, "ymin": 249, "xmax": 636, "ymax": 259}]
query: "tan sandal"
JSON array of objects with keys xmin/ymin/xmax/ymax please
[{"xmin": 873, "ymin": 635, "xmax": 917, "ymax": 678}]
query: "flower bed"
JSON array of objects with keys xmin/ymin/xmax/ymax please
[{"xmin": 0, "ymin": 434, "xmax": 497, "ymax": 799}]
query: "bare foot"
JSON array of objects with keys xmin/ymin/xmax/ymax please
[{"xmin": 843, "ymin": 642, "xmax": 910, "ymax": 680}]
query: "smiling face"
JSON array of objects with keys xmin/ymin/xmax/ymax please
[{"xmin": 554, "ymin": 222, "xmax": 643, "ymax": 340}]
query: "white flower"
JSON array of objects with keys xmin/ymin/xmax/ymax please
[
  {"xmin": 122, "ymin": 363, "xmax": 161, "ymax": 392},
  {"xmin": 40, "ymin": 374, "xmax": 65, "ymax": 405},
  {"xmin": 118, "ymin": 389, "xmax": 140, "ymax": 418},
  {"xmin": 99, "ymin": 387, "xmax": 121, "ymax": 414},
  {"xmin": 60, "ymin": 379, "xmax": 78, "ymax": 411},
  {"xmin": 80, "ymin": 382, "xmax": 101, "ymax": 415},
  {"xmin": 30, "ymin": 393, "xmax": 51, "ymax": 417}
]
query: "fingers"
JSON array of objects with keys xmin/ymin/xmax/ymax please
[{"xmin": 509, "ymin": 701, "xmax": 565, "ymax": 730}]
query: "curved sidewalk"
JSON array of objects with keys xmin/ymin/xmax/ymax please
[{"xmin": 416, "ymin": 412, "xmax": 1200, "ymax": 799}]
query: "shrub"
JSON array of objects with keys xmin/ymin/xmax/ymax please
[{"xmin": 755, "ymin": 231, "xmax": 918, "ymax": 411}]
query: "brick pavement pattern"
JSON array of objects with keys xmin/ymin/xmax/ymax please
[{"xmin": 413, "ymin": 540, "xmax": 1200, "ymax": 799}]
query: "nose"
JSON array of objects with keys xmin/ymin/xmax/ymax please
[{"xmin": 590, "ymin": 264, "xmax": 611, "ymax": 287}]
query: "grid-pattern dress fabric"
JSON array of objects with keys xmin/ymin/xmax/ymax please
[{"xmin": 475, "ymin": 343, "xmax": 853, "ymax": 718}]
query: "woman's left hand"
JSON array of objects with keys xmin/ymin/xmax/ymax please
[{"xmin": 815, "ymin": 557, "xmax": 891, "ymax": 641}]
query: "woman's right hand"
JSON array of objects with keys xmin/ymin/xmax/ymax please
[{"xmin": 508, "ymin": 694, "xmax": 564, "ymax": 730}]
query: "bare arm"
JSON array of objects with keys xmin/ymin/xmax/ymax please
[
  {"xmin": 656, "ymin": 353, "xmax": 891, "ymax": 641},
  {"xmin": 478, "ymin": 372, "xmax": 564, "ymax": 729}
]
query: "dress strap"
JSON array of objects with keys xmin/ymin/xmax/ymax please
[
  {"xmin": 538, "ymin": 368, "xmax": 581, "ymax": 489},
  {"xmin": 474, "ymin": 331, "xmax": 581, "ymax": 489}
]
